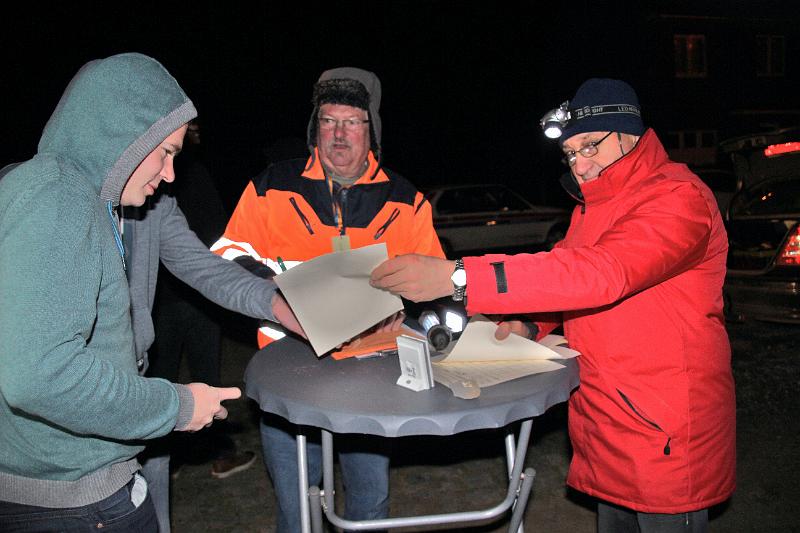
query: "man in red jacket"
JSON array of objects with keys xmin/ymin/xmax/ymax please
[{"xmin": 370, "ymin": 78, "xmax": 735, "ymax": 532}]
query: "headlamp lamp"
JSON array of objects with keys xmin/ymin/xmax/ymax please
[{"xmin": 539, "ymin": 100, "xmax": 571, "ymax": 139}]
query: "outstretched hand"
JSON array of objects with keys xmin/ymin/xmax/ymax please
[
  {"xmin": 370, "ymin": 254, "xmax": 455, "ymax": 303},
  {"xmin": 181, "ymin": 383, "xmax": 241, "ymax": 432},
  {"xmin": 271, "ymin": 293, "xmax": 307, "ymax": 339}
]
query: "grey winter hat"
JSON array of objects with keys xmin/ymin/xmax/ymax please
[
  {"xmin": 306, "ymin": 67, "xmax": 382, "ymax": 161},
  {"xmin": 559, "ymin": 78, "xmax": 645, "ymax": 145}
]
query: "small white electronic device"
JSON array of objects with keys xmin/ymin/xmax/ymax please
[{"xmin": 395, "ymin": 335, "xmax": 435, "ymax": 391}]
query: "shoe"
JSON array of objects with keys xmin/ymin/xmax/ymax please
[{"xmin": 210, "ymin": 450, "xmax": 256, "ymax": 479}]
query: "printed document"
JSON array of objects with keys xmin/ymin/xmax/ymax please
[{"xmin": 432, "ymin": 314, "xmax": 580, "ymax": 398}]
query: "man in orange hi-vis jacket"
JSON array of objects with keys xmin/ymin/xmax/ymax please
[{"xmin": 212, "ymin": 67, "xmax": 443, "ymax": 532}]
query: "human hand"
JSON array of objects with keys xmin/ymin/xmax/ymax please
[
  {"xmin": 370, "ymin": 254, "xmax": 455, "ymax": 303},
  {"xmin": 336, "ymin": 311, "xmax": 406, "ymax": 349},
  {"xmin": 271, "ymin": 293, "xmax": 307, "ymax": 339},
  {"xmin": 494, "ymin": 320, "xmax": 532, "ymax": 341},
  {"xmin": 374, "ymin": 311, "xmax": 406, "ymax": 333},
  {"xmin": 181, "ymin": 383, "xmax": 241, "ymax": 432}
]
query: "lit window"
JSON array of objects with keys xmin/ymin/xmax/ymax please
[{"xmin": 674, "ymin": 34, "xmax": 707, "ymax": 78}]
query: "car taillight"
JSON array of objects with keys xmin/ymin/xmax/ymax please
[
  {"xmin": 777, "ymin": 224, "xmax": 800, "ymax": 266},
  {"xmin": 764, "ymin": 142, "xmax": 800, "ymax": 157}
]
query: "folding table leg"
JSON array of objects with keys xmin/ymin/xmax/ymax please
[
  {"xmin": 309, "ymin": 485, "xmax": 324, "ymax": 533},
  {"xmin": 297, "ymin": 431, "xmax": 311, "ymax": 533},
  {"xmin": 506, "ymin": 420, "xmax": 534, "ymax": 533},
  {"xmin": 321, "ymin": 430, "xmax": 336, "ymax": 514},
  {"xmin": 508, "ymin": 467, "xmax": 536, "ymax": 532}
]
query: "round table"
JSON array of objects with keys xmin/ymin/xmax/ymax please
[{"xmin": 245, "ymin": 337, "xmax": 579, "ymax": 532}]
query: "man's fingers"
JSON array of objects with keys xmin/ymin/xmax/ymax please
[
  {"xmin": 376, "ymin": 311, "xmax": 406, "ymax": 332},
  {"xmin": 494, "ymin": 320, "xmax": 530, "ymax": 340},
  {"xmin": 495, "ymin": 322, "xmax": 513, "ymax": 340},
  {"xmin": 214, "ymin": 406, "xmax": 229, "ymax": 420},
  {"xmin": 370, "ymin": 270, "xmax": 405, "ymax": 290},
  {"xmin": 370, "ymin": 257, "xmax": 408, "ymax": 282},
  {"xmin": 218, "ymin": 387, "xmax": 241, "ymax": 401}
]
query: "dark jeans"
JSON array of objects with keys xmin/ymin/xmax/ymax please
[
  {"xmin": 0, "ymin": 474, "xmax": 158, "ymax": 532},
  {"xmin": 598, "ymin": 500, "xmax": 709, "ymax": 533},
  {"xmin": 260, "ymin": 413, "xmax": 390, "ymax": 533}
]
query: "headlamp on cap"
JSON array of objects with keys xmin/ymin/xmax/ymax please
[{"xmin": 539, "ymin": 101, "xmax": 571, "ymax": 139}]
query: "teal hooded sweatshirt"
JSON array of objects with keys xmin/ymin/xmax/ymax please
[{"xmin": 0, "ymin": 53, "xmax": 197, "ymax": 507}]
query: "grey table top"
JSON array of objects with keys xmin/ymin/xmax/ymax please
[{"xmin": 245, "ymin": 337, "xmax": 579, "ymax": 438}]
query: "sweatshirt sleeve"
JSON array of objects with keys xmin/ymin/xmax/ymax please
[
  {"xmin": 0, "ymin": 182, "xmax": 180, "ymax": 440},
  {"xmin": 464, "ymin": 182, "xmax": 714, "ymax": 315},
  {"xmin": 156, "ymin": 193, "xmax": 277, "ymax": 322}
]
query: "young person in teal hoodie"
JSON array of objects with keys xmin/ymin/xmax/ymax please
[{"xmin": 0, "ymin": 53, "xmax": 244, "ymax": 531}]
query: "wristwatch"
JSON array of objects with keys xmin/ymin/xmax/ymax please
[{"xmin": 451, "ymin": 259, "xmax": 466, "ymax": 302}]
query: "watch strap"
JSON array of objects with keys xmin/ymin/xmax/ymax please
[{"xmin": 452, "ymin": 259, "xmax": 466, "ymax": 302}]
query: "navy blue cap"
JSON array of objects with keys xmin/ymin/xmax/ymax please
[{"xmin": 560, "ymin": 78, "xmax": 645, "ymax": 145}]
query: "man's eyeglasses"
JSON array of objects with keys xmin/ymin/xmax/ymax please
[
  {"xmin": 562, "ymin": 131, "xmax": 614, "ymax": 167},
  {"xmin": 318, "ymin": 116, "xmax": 370, "ymax": 132}
]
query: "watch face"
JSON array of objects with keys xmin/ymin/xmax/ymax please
[{"xmin": 451, "ymin": 269, "xmax": 467, "ymax": 286}]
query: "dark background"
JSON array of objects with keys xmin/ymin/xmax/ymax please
[{"xmin": 2, "ymin": 1, "xmax": 797, "ymax": 210}]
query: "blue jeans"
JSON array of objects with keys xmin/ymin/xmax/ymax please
[
  {"xmin": 598, "ymin": 500, "xmax": 709, "ymax": 533},
  {"xmin": 0, "ymin": 473, "xmax": 158, "ymax": 532},
  {"xmin": 260, "ymin": 413, "xmax": 390, "ymax": 533}
]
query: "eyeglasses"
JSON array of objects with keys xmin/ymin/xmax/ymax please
[
  {"xmin": 318, "ymin": 116, "xmax": 370, "ymax": 132},
  {"xmin": 561, "ymin": 131, "xmax": 614, "ymax": 167}
]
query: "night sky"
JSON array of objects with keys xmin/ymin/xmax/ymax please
[{"xmin": 1, "ymin": 1, "xmax": 787, "ymax": 208}]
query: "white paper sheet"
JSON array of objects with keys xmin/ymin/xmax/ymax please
[
  {"xmin": 431, "ymin": 314, "xmax": 579, "ymax": 398},
  {"xmin": 443, "ymin": 314, "xmax": 574, "ymax": 362},
  {"xmin": 433, "ymin": 359, "xmax": 566, "ymax": 389},
  {"xmin": 274, "ymin": 243, "xmax": 404, "ymax": 355}
]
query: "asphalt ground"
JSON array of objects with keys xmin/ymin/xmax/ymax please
[{"xmin": 169, "ymin": 320, "xmax": 799, "ymax": 532}]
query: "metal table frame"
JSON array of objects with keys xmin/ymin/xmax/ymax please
[
  {"xmin": 300, "ymin": 420, "xmax": 535, "ymax": 532},
  {"xmin": 244, "ymin": 336, "xmax": 578, "ymax": 532}
]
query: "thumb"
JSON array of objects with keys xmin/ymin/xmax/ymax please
[
  {"xmin": 495, "ymin": 322, "xmax": 512, "ymax": 341},
  {"xmin": 216, "ymin": 386, "xmax": 242, "ymax": 401}
]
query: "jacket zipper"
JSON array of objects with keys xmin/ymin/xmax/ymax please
[
  {"xmin": 289, "ymin": 197, "xmax": 314, "ymax": 235},
  {"xmin": 618, "ymin": 390, "xmax": 672, "ymax": 455},
  {"xmin": 373, "ymin": 208, "xmax": 400, "ymax": 239}
]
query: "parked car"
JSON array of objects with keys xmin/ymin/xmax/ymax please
[
  {"xmin": 425, "ymin": 184, "xmax": 570, "ymax": 257},
  {"xmin": 724, "ymin": 174, "xmax": 800, "ymax": 324}
]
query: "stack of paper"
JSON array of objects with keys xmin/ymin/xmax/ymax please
[{"xmin": 432, "ymin": 314, "xmax": 579, "ymax": 398}]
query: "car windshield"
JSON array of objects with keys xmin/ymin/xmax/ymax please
[
  {"xmin": 435, "ymin": 186, "xmax": 531, "ymax": 215},
  {"xmin": 729, "ymin": 177, "xmax": 800, "ymax": 217}
]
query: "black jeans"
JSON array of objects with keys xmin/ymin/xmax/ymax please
[
  {"xmin": 0, "ymin": 474, "xmax": 157, "ymax": 532},
  {"xmin": 598, "ymin": 500, "xmax": 708, "ymax": 533}
]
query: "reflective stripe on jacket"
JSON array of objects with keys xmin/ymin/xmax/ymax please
[{"xmin": 463, "ymin": 129, "xmax": 735, "ymax": 513}]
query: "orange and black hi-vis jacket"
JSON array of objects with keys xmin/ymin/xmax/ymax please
[{"xmin": 212, "ymin": 149, "xmax": 444, "ymax": 347}]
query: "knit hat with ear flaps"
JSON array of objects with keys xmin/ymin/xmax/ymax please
[
  {"xmin": 306, "ymin": 67, "xmax": 382, "ymax": 163},
  {"xmin": 559, "ymin": 78, "xmax": 645, "ymax": 145}
]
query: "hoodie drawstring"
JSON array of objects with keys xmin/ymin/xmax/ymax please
[{"xmin": 107, "ymin": 200, "xmax": 126, "ymax": 271}]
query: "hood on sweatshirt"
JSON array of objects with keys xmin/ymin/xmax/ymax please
[{"xmin": 36, "ymin": 53, "xmax": 197, "ymax": 205}]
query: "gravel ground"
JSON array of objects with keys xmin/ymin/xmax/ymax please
[{"xmin": 169, "ymin": 320, "xmax": 800, "ymax": 532}]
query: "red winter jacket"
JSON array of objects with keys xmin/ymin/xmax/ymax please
[{"xmin": 464, "ymin": 129, "xmax": 735, "ymax": 513}]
